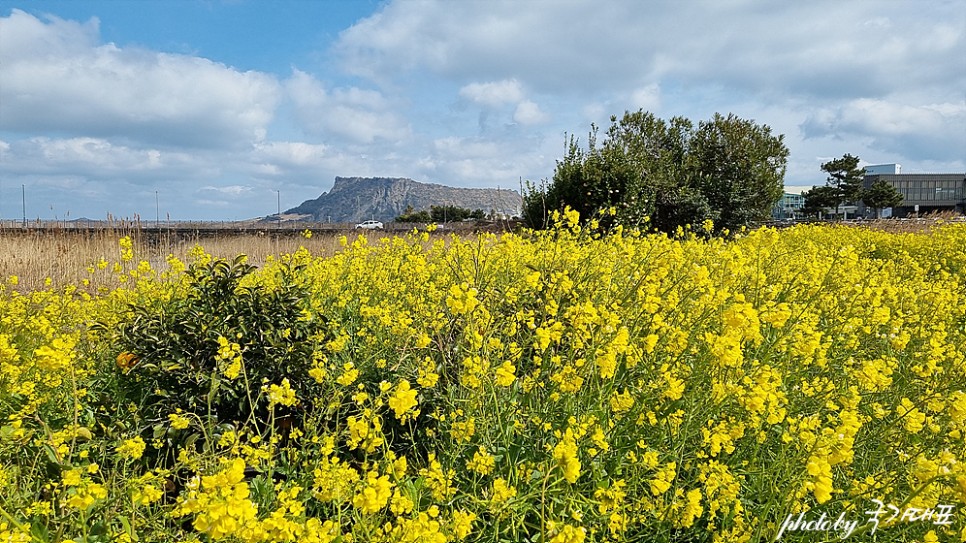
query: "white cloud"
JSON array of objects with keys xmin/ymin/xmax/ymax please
[
  {"xmin": 336, "ymin": 1, "xmax": 964, "ymax": 103},
  {"xmin": 802, "ymin": 99, "xmax": 966, "ymax": 161},
  {"xmin": 335, "ymin": 0, "xmax": 963, "ymax": 183},
  {"xmin": 198, "ymin": 185, "xmax": 253, "ymax": 197},
  {"xmin": 253, "ymin": 141, "xmax": 330, "ymax": 167},
  {"xmin": 629, "ymin": 84, "xmax": 661, "ymax": 112},
  {"xmin": 513, "ymin": 100, "xmax": 550, "ymax": 125},
  {"xmin": 432, "ymin": 136, "xmax": 500, "ymax": 158},
  {"xmin": 285, "ymin": 70, "xmax": 410, "ymax": 144},
  {"xmin": 418, "ymin": 134, "xmax": 555, "ymax": 187},
  {"xmin": 459, "ymin": 79, "xmax": 524, "ymax": 107},
  {"xmin": 1, "ymin": 137, "xmax": 208, "ymax": 180},
  {"xmin": 0, "ymin": 10, "xmax": 280, "ymax": 149}
]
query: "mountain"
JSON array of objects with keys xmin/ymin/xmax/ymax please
[{"xmin": 284, "ymin": 177, "xmax": 523, "ymax": 223}]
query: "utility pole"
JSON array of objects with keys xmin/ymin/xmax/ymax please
[
  {"xmin": 21, "ymin": 184, "xmax": 26, "ymax": 227},
  {"xmin": 155, "ymin": 190, "xmax": 160, "ymax": 229},
  {"xmin": 275, "ymin": 189, "xmax": 280, "ymax": 229}
]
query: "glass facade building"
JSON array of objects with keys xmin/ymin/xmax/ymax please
[
  {"xmin": 772, "ymin": 192, "xmax": 805, "ymax": 219},
  {"xmin": 861, "ymin": 174, "xmax": 966, "ymax": 216}
]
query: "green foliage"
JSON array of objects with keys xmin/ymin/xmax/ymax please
[
  {"xmin": 521, "ymin": 178, "xmax": 552, "ymax": 229},
  {"xmin": 395, "ymin": 206, "xmax": 432, "ymax": 222},
  {"xmin": 862, "ymin": 179, "xmax": 904, "ymax": 217},
  {"xmin": 821, "ymin": 153, "xmax": 865, "ymax": 203},
  {"xmin": 523, "ymin": 130, "xmax": 636, "ymax": 229},
  {"xmin": 430, "ymin": 205, "xmax": 484, "ymax": 222},
  {"xmin": 690, "ymin": 113, "xmax": 788, "ymax": 227},
  {"xmin": 396, "ymin": 205, "xmax": 485, "ymax": 223},
  {"xmin": 651, "ymin": 187, "xmax": 715, "ymax": 234},
  {"xmin": 802, "ymin": 185, "xmax": 841, "ymax": 217},
  {"xmin": 111, "ymin": 255, "xmax": 328, "ymax": 426},
  {"xmin": 523, "ymin": 110, "xmax": 788, "ymax": 233},
  {"xmin": 804, "ymin": 153, "xmax": 867, "ymax": 217},
  {"xmin": 806, "ymin": 154, "xmax": 900, "ymax": 219}
]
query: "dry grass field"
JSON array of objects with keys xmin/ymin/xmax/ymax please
[{"xmin": 0, "ymin": 227, "xmax": 356, "ymax": 291}]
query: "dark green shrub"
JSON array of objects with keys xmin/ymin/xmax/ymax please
[{"xmin": 110, "ymin": 255, "xmax": 329, "ymax": 427}]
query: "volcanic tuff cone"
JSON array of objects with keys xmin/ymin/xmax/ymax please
[{"xmin": 285, "ymin": 177, "xmax": 522, "ymax": 223}]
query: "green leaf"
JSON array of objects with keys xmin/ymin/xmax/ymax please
[{"xmin": 208, "ymin": 372, "xmax": 221, "ymax": 406}]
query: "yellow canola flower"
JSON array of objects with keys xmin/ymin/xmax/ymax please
[
  {"xmin": 168, "ymin": 411, "xmax": 191, "ymax": 430},
  {"xmin": 346, "ymin": 410, "xmax": 384, "ymax": 453},
  {"xmin": 117, "ymin": 437, "xmax": 146, "ymax": 460},
  {"xmin": 118, "ymin": 236, "xmax": 134, "ymax": 262},
  {"xmin": 466, "ymin": 446, "xmax": 495, "ymax": 475},
  {"xmin": 649, "ymin": 461, "xmax": 677, "ymax": 496},
  {"xmin": 450, "ymin": 417, "xmax": 476, "ymax": 443},
  {"xmin": 419, "ymin": 454, "xmax": 456, "ymax": 501},
  {"xmin": 313, "ymin": 456, "xmax": 359, "ymax": 503},
  {"xmin": 336, "ymin": 362, "xmax": 359, "ymax": 386},
  {"xmin": 452, "ymin": 510, "xmax": 477, "ymax": 540},
  {"xmin": 446, "ymin": 282, "xmax": 480, "ymax": 315},
  {"xmin": 33, "ymin": 336, "xmax": 77, "ymax": 372},
  {"xmin": 549, "ymin": 523, "xmax": 586, "ymax": 543},
  {"xmin": 388, "ymin": 379, "xmax": 419, "ymax": 422},
  {"xmin": 265, "ymin": 378, "xmax": 298, "ymax": 408},
  {"xmin": 553, "ymin": 429, "xmax": 581, "ymax": 483},
  {"xmin": 66, "ymin": 481, "xmax": 108, "ymax": 511},
  {"xmin": 804, "ymin": 455, "xmax": 834, "ymax": 503},
  {"xmin": 214, "ymin": 335, "xmax": 243, "ymax": 380},
  {"xmin": 173, "ymin": 458, "xmax": 260, "ymax": 541},
  {"xmin": 5, "ymin": 214, "xmax": 966, "ymax": 541},
  {"xmin": 897, "ymin": 397, "xmax": 926, "ymax": 434},
  {"xmin": 352, "ymin": 471, "xmax": 393, "ymax": 514},
  {"xmin": 491, "ymin": 477, "xmax": 517, "ymax": 504},
  {"xmin": 494, "ymin": 360, "xmax": 516, "ymax": 386}
]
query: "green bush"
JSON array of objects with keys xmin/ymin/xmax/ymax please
[{"xmin": 110, "ymin": 255, "xmax": 329, "ymax": 427}]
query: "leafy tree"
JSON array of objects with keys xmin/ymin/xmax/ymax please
[
  {"xmin": 651, "ymin": 187, "xmax": 714, "ymax": 234},
  {"xmin": 523, "ymin": 110, "xmax": 788, "ymax": 233},
  {"xmin": 430, "ymin": 205, "xmax": 483, "ymax": 222},
  {"xmin": 397, "ymin": 205, "xmax": 485, "ymax": 223},
  {"xmin": 523, "ymin": 130, "xmax": 635, "ymax": 229},
  {"xmin": 802, "ymin": 185, "xmax": 840, "ymax": 218},
  {"xmin": 601, "ymin": 112, "xmax": 693, "ymax": 227},
  {"xmin": 690, "ymin": 113, "xmax": 788, "ymax": 228},
  {"xmin": 862, "ymin": 179, "xmax": 903, "ymax": 218},
  {"xmin": 395, "ymin": 207, "xmax": 432, "ymax": 222},
  {"xmin": 111, "ymin": 256, "xmax": 329, "ymax": 431},
  {"xmin": 820, "ymin": 153, "xmax": 865, "ymax": 217}
]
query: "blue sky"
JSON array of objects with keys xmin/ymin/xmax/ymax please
[{"xmin": 1, "ymin": 1, "xmax": 964, "ymax": 221}]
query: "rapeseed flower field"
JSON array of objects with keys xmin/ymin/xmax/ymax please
[{"xmin": 1, "ymin": 214, "xmax": 964, "ymax": 542}]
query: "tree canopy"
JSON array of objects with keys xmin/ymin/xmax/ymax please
[
  {"xmin": 862, "ymin": 179, "xmax": 904, "ymax": 218},
  {"xmin": 801, "ymin": 185, "xmax": 840, "ymax": 218},
  {"xmin": 821, "ymin": 154, "xmax": 865, "ymax": 199},
  {"xmin": 803, "ymin": 154, "xmax": 902, "ymax": 218},
  {"xmin": 803, "ymin": 153, "xmax": 865, "ymax": 217},
  {"xmin": 395, "ymin": 205, "xmax": 485, "ymax": 223},
  {"xmin": 523, "ymin": 110, "xmax": 788, "ymax": 233}
]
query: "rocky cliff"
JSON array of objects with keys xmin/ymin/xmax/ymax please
[{"xmin": 285, "ymin": 177, "xmax": 523, "ymax": 223}]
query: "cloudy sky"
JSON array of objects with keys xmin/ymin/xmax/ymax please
[{"xmin": 1, "ymin": 1, "xmax": 964, "ymax": 221}]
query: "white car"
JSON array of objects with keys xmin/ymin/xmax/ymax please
[{"xmin": 355, "ymin": 220, "xmax": 384, "ymax": 229}]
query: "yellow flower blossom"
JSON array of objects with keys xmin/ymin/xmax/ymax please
[
  {"xmin": 388, "ymin": 379, "xmax": 419, "ymax": 422},
  {"xmin": 466, "ymin": 446, "xmax": 495, "ymax": 475},
  {"xmin": 117, "ymin": 437, "xmax": 146, "ymax": 460}
]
